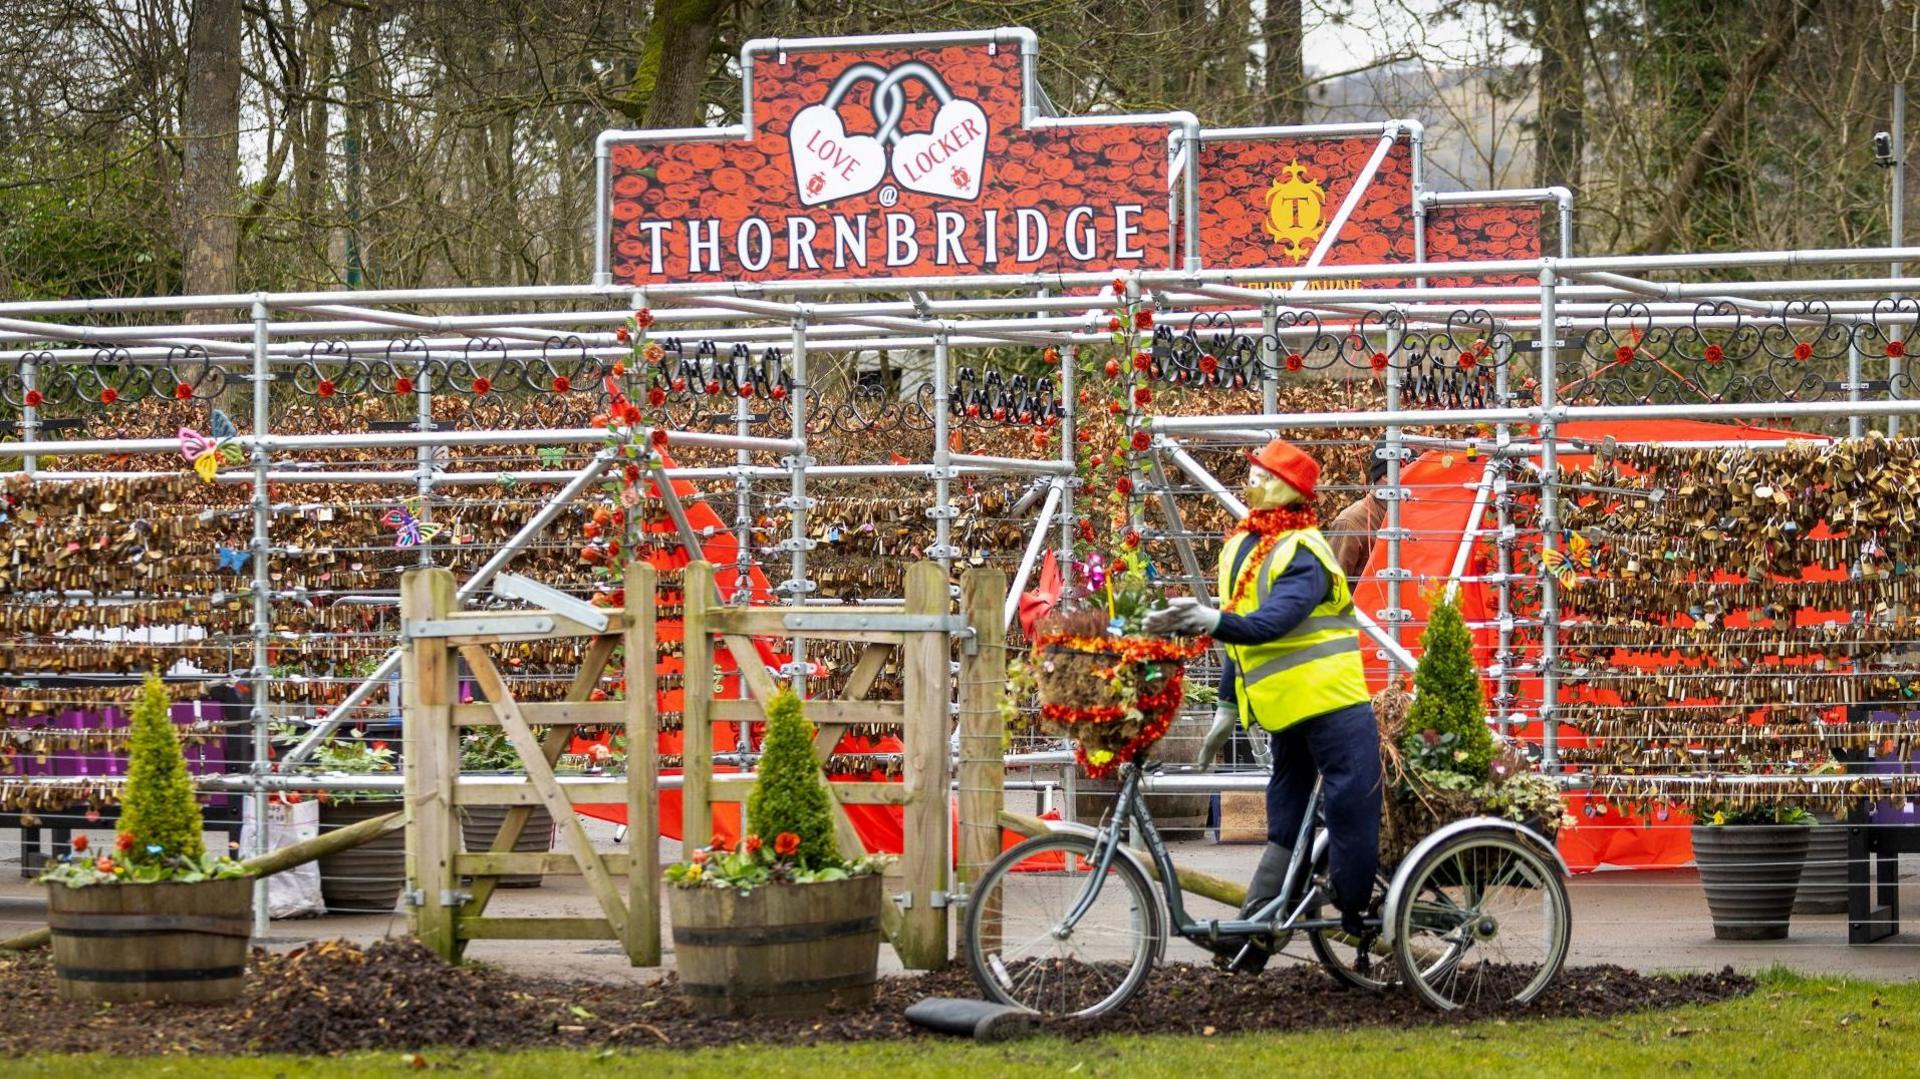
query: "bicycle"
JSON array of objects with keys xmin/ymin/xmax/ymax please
[{"xmin": 962, "ymin": 756, "xmax": 1571, "ymax": 1016}]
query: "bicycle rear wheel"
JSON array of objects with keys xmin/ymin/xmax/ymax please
[
  {"xmin": 1389, "ymin": 829, "xmax": 1570, "ymax": 1010},
  {"xmin": 963, "ymin": 832, "xmax": 1161, "ymax": 1018}
]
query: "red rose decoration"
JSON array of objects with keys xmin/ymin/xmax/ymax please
[
  {"xmin": 1032, "ymin": 431, "xmax": 1049, "ymax": 448},
  {"xmin": 648, "ymin": 387, "xmax": 667, "ymax": 406},
  {"xmin": 671, "ymin": 378, "xmax": 687, "ymax": 392},
  {"xmin": 317, "ymin": 379, "xmax": 335, "ymax": 398},
  {"xmin": 1704, "ymin": 343, "xmax": 1724, "ymax": 364},
  {"xmin": 1614, "ymin": 345, "xmax": 1634, "ymax": 364},
  {"xmin": 23, "ymin": 389, "xmax": 42, "ymax": 407},
  {"xmin": 472, "ymin": 377, "xmax": 491, "ymax": 395},
  {"xmin": 1133, "ymin": 309, "xmax": 1153, "ymax": 330},
  {"xmin": 1457, "ymin": 351, "xmax": 1476, "ymax": 370},
  {"xmin": 1133, "ymin": 386, "xmax": 1151, "ymax": 406},
  {"xmin": 1103, "ymin": 358, "xmax": 1120, "ymax": 378},
  {"xmin": 1890, "ymin": 340, "xmax": 1907, "ymax": 359},
  {"xmin": 771, "ymin": 385, "xmax": 786, "ymax": 400},
  {"xmin": 615, "ymin": 325, "xmax": 631, "ymax": 344},
  {"xmin": 1285, "ymin": 352, "xmax": 1304, "ymax": 373},
  {"xmin": 634, "ymin": 308, "xmax": 655, "ymax": 330},
  {"xmin": 394, "ymin": 376, "xmax": 414, "ymax": 395},
  {"xmin": 174, "ymin": 382, "xmax": 192, "ymax": 400},
  {"xmin": 552, "ymin": 376, "xmax": 571, "ymax": 394},
  {"xmin": 1107, "ymin": 400, "xmax": 1123, "ymax": 415},
  {"xmin": 1115, "ymin": 476, "xmax": 1133, "ymax": 496},
  {"xmin": 1793, "ymin": 341, "xmax": 1813, "ymax": 361},
  {"xmin": 1130, "ymin": 431, "xmax": 1151, "ymax": 451},
  {"xmin": 99, "ymin": 387, "xmax": 118, "ymax": 405},
  {"xmin": 774, "ymin": 831, "xmax": 801, "ymax": 856},
  {"xmin": 1132, "ymin": 351, "xmax": 1150, "ymax": 373},
  {"xmin": 1043, "ymin": 348, "xmax": 1061, "ymax": 366},
  {"xmin": 1369, "ymin": 352, "xmax": 1388, "ymax": 372},
  {"xmin": 1107, "ymin": 316, "xmax": 1122, "ymax": 333},
  {"xmin": 650, "ymin": 429, "xmax": 669, "ymax": 447},
  {"xmin": 1199, "ymin": 353, "xmax": 1219, "ymax": 374},
  {"xmin": 705, "ymin": 381, "xmax": 721, "ymax": 396},
  {"xmin": 580, "ymin": 546, "xmax": 604, "ymax": 565},
  {"xmin": 623, "ymin": 463, "xmax": 641, "ymax": 482},
  {"xmin": 739, "ymin": 385, "xmax": 753, "ymax": 399},
  {"xmin": 1123, "ymin": 529, "xmax": 1140, "ymax": 549}
]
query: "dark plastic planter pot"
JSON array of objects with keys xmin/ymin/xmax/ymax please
[
  {"xmin": 318, "ymin": 798, "xmax": 407, "ymax": 914},
  {"xmin": 1691, "ymin": 823, "xmax": 1810, "ymax": 940}
]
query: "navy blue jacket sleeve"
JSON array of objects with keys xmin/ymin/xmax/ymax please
[
  {"xmin": 1218, "ymin": 657, "xmax": 1237, "ymax": 711},
  {"xmin": 1212, "ymin": 545, "xmax": 1330, "ymax": 646}
]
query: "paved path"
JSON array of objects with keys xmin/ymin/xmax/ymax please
[{"xmin": 6, "ymin": 818, "xmax": 1918, "ymax": 984}]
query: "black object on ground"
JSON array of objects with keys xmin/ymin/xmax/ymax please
[{"xmin": 904, "ymin": 996, "xmax": 1037, "ymax": 1041}]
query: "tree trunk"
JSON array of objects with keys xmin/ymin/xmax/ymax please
[
  {"xmin": 633, "ymin": 0, "xmax": 729, "ymax": 127},
  {"xmin": 1640, "ymin": 0, "xmax": 1827, "ymax": 253},
  {"xmin": 1533, "ymin": 0, "xmax": 1586, "ymax": 255},
  {"xmin": 1262, "ymin": 0, "xmax": 1304, "ymax": 125},
  {"xmin": 180, "ymin": 0, "xmax": 242, "ymax": 315}
]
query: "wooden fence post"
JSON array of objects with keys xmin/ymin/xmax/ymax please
[
  {"xmin": 400, "ymin": 567, "xmax": 458, "ymax": 961},
  {"xmin": 624, "ymin": 562, "xmax": 661, "ymax": 965},
  {"xmin": 681, "ymin": 561, "xmax": 716, "ymax": 851},
  {"xmin": 895, "ymin": 561, "xmax": 950, "ymax": 969},
  {"xmin": 956, "ymin": 569, "xmax": 1006, "ymax": 892}
]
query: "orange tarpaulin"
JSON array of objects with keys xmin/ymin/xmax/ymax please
[{"xmin": 1351, "ymin": 418, "xmax": 1832, "ymax": 871}]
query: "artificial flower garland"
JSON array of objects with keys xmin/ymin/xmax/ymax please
[{"xmin": 1225, "ymin": 505, "xmax": 1320, "ymax": 610}]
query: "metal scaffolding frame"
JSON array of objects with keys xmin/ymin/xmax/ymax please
[{"xmin": 7, "ymin": 246, "xmax": 1920, "ymax": 931}]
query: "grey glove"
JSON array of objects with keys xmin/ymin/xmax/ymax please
[
  {"xmin": 1198, "ymin": 705, "xmax": 1237, "ymax": 769},
  {"xmin": 1142, "ymin": 596, "xmax": 1222, "ymax": 637}
]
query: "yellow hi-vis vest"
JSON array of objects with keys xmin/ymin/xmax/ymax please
[{"xmin": 1217, "ymin": 526, "xmax": 1371, "ymax": 733}]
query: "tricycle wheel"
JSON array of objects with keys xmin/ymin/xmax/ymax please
[{"xmin": 1389, "ymin": 828, "xmax": 1570, "ymax": 1011}]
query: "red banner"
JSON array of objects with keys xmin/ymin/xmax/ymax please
[
  {"xmin": 1196, "ymin": 135, "xmax": 1538, "ymax": 288},
  {"xmin": 606, "ymin": 46, "xmax": 1176, "ymax": 284}
]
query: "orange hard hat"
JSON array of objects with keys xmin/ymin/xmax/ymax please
[{"xmin": 1247, "ymin": 438, "xmax": 1320, "ymax": 500}]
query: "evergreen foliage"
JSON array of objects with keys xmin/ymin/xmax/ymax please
[
  {"xmin": 118, "ymin": 674, "xmax": 206, "ymax": 863},
  {"xmin": 746, "ymin": 690, "xmax": 840, "ymax": 870},
  {"xmin": 1404, "ymin": 592, "xmax": 1495, "ymax": 781}
]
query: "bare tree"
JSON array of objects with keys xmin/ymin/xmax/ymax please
[{"xmin": 181, "ymin": 0, "xmax": 242, "ymax": 310}]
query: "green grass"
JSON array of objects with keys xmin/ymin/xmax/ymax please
[{"xmin": 14, "ymin": 969, "xmax": 1913, "ymax": 1078}]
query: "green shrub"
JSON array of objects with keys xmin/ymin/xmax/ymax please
[
  {"xmin": 117, "ymin": 674, "xmax": 205, "ymax": 863},
  {"xmin": 745, "ymin": 690, "xmax": 840, "ymax": 870},
  {"xmin": 1404, "ymin": 592, "xmax": 1495, "ymax": 781}
]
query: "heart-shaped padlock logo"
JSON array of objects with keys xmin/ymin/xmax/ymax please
[
  {"xmin": 786, "ymin": 60, "xmax": 988, "ymax": 207},
  {"xmin": 789, "ymin": 104, "xmax": 888, "ymax": 206}
]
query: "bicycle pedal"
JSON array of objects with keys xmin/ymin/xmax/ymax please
[{"xmin": 1225, "ymin": 940, "xmax": 1271, "ymax": 975}]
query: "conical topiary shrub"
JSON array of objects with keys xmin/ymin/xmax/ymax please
[
  {"xmin": 119, "ymin": 673, "xmax": 205, "ymax": 864},
  {"xmin": 746, "ymin": 689, "xmax": 840, "ymax": 870},
  {"xmin": 1404, "ymin": 590, "xmax": 1495, "ymax": 781}
]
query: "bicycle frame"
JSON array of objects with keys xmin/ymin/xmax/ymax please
[{"xmin": 1058, "ymin": 760, "xmax": 1355, "ymax": 949}]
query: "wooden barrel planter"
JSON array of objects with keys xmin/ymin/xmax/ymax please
[
  {"xmin": 318, "ymin": 798, "xmax": 407, "ymax": 913},
  {"xmin": 47, "ymin": 876, "xmax": 252, "ymax": 1003},
  {"xmin": 669, "ymin": 874, "xmax": 882, "ymax": 1018},
  {"xmin": 1794, "ymin": 816, "xmax": 1851, "ymax": 915},
  {"xmin": 459, "ymin": 805, "xmax": 553, "ymax": 888},
  {"xmin": 1692, "ymin": 823, "xmax": 1810, "ymax": 940}
]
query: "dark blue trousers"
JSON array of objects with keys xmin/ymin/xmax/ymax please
[{"xmin": 1263, "ymin": 701, "xmax": 1382, "ymax": 918}]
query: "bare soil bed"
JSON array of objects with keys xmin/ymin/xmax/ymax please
[{"xmin": 0, "ymin": 939, "xmax": 1752, "ymax": 1055}]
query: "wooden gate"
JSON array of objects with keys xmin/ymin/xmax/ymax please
[{"xmin": 400, "ymin": 563, "xmax": 659, "ymax": 964}]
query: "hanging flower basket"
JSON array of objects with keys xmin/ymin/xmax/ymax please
[{"xmin": 1031, "ymin": 614, "xmax": 1209, "ymax": 779}]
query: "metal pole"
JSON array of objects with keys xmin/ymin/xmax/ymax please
[
  {"xmin": 1850, "ymin": 333, "xmax": 1866, "ymax": 439},
  {"xmin": 415, "ymin": 358, "xmax": 434, "ymax": 568},
  {"xmin": 931, "ymin": 332, "xmax": 955, "ymax": 574},
  {"xmin": 1382, "ymin": 322, "xmax": 1405, "ymax": 674},
  {"xmin": 1059, "ymin": 344, "xmax": 1078, "ymax": 566},
  {"xmin": 20, "ymin": 352, "xmax": 36, "ymax": 475},
  {"xmin": 1537, "ymin": 267, "xmax": 1561, "ymax": 769},
  {"xmin": 247, "ymin": 300, "xmax": 273, "ymax": 937},
  {"xmin": 733, "ymin": 378, "xmax": 753, "ymax": 603},
  {"xmin": 786, "ymin": 314, "xmax": 812, "ymax": 691},
  {"xmin": 1259, "ymin": 304, "xmax": 1279, "ymax": 418},
  {"xmin": 1892, "ymin": 84, "xmax": 1906, "ymax": 436},
  {"xmin": 1492, "ymin": 341, "xmax": 1516, "ymax": 735},
  {"xmin": 1003, "ymin": 480, "xmax": 1062, "ymax": 631}
]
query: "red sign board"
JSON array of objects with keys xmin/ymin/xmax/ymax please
[
  {"xmin": 1196, "ymin": 135, "xmax": 1539, "ymax": 289},
  {"xmin": 605, "ymin": 46, "xmax": 1177, "ymax": 284}
]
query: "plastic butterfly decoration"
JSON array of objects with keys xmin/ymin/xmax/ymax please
[
  {"xmin": 1541, "ymin": 531, "xmax": 1595, "ymax": 590},
  {"xmin": 382, "ymin": 498, "xmax": 444, "ymax": 548},
  {"xmin": 536, "ymin": 446, "xmax": 566, "ymax": 468},
  {"xmin": 179, "ymin": 409, "xmax": 243, "ymax": 483},
  {"xmin": 216, "ymin": 545, "xmax": 250, "ymax": 572}
]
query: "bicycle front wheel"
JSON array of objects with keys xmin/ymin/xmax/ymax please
[
  {"xmin": 1390, "ymin": 829, "xmax": 1571, "ymax": 1011},
  {"xmin": 963, "ymin": 832, "xmax": 1161, "ymax": 1018}
]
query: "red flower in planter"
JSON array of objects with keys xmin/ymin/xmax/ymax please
[
  {"xmin": 745, "ymin": 834, "xmax": 763, "ymax": 854},
  {"xmin": 691, "ymin": 848, "xmax": 710, "ymax": 864},
  {"xmin": 96, "ymin": 856, "xmax": 115, "ymax": 873},
  {"xmin": 774, "ymin": 832, "xmax": 801, "ymax": 856},
  {"xmin": 115, "ymin": 832, "xmax": 134, "ymax": 852},
  {"xmin": 71, "ymin": 834, "xmax": 88, "ymax": 852}
]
